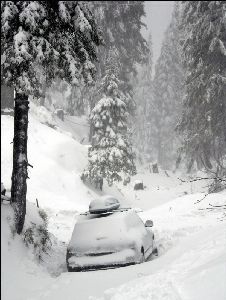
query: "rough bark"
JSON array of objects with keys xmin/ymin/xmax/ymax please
[
  {"xmin": 89, "ymin": 121, "xmax": 94, "ymax": 143},
  {"xmin": 11, "ymin": 92, "xmax": 29, "ymax": 234}
]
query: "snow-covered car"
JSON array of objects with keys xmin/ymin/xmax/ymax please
[{"xmin": 66, "ymin": 196, "xmax": 157, "ymax": 271}]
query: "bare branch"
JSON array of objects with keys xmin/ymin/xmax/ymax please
[{"xmin": 178, "ymin": 177, "xmax": 226, "ymax": 183}]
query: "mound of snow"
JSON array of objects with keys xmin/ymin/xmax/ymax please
[{"xmin": 1, "ymin": 203, "xmax": 53, "ymax": 300}]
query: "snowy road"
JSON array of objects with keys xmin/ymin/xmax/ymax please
[{"xmin": 29, "ymin": 193, "xmax": 226, "ymax": 300}]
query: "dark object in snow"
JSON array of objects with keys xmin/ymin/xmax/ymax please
[
  {"xmin": 123, "ymin": 176, "xmax": 131, "ymax": 186},
  {"xmin": 152, "ymin": 247, "xmax": 158, "ymax": 256},
  {"xmin": 165, "ymin": 170, "xmax": 170, "ymax": 177},
  {"xmin": 55, "ymin": 109, "xmax": 64, "ymax": 121},
  {"xmin": 152, "ymin": 163, "xmax": 159, "ymax": 173},
  {"xmin": 144, "ymin": 220, "xmax": 153, "ymax": 227},
  {"xmin": 46, "ymin": 122, "xmax": 56, "ymax": 129},
  {"xmin": 80, "ymin": 137, "xmax": 85, "ymax": 144},
  {"xmin": 1, "ymin": 183, "xmax": 10, "ymax": 202},
  {"xmin": 1, "ymin": 182, "xmax": 6, "ymax": 195},
  {"xmin": 36, "ymin": 198, "xmax": 39, "ymax": 208},
  {"xmin": 134, "ymin": 181, "xmax": 144, "ymax": 190}
]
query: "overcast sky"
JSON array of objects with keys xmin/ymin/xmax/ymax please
[{"xmin": 142, "ymin": 1, "xmax": 175, "ymax": 67}]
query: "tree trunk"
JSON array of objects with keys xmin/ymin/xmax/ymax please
[
  {"xmin": 89, "ymin": 121, "xmax": 94, "ymax": 143},
  {"xmin": 157, "ymin": 137, "xmax": 163, "ymax": 168},
  {"xmin": 11, "ymin": 92, "xmax": 29, "ymax": 234}
]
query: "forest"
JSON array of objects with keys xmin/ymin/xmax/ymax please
[{"xmin": 1, "ymin": 1, "xmax": 226, "ymax": 300}]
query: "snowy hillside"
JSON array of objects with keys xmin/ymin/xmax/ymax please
[{"xmin": 1, "ymin": 111, "xmax": 226, "ymax": 300}]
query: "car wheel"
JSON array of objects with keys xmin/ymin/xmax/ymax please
[
  {"xmin": 152, "ymin": 247, "xmax": 158, "ymax": 257},
  {"xmin": 66, "ymin": 249, "xmax": 74, "ymax": 271},
  {"xmin": 140, "ymin": 247, "xmax": 145, "ymax": 263}
]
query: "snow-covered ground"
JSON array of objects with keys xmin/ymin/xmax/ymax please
[{"xmin": 1, "ymin": 109, "xmax": 226, "ymax": 300}]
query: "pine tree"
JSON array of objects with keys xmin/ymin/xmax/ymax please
[
  {"xmin": 132, "ymin": 32, "xmax": 154, "ymax": 163},
  {"xmin": 1, "ymin": 1, "xmax": 102, "ymax": 233},
  {"xmin": 178, "ymin": 1, "xmax": 226, "ymax": 175},
  {"xmin": 81, "ymin": 1, "xmax": 148, "ymax": 133},
  {"xmin": 93, "ymin": 1, "xmax": 148, "ymax": 91},
  {"xmin": 83, "ymin": 51, "xmax": 136, "ymax": 187},
  {"xmin": 151, "ymin": 3, "xmax": 185, "ymax": 169}
]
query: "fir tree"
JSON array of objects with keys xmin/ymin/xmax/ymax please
[
  {"xmin": 132, "ymin": 32, "xmax": 154, "ymax": 163},
  {"xmin": 93, "ymin": 1, "xmax": 148, "ymax": 92},
  {"xmin": 151, "ymin": 3, "xmax": 185, "ymax": 169},
  {"xmin": 83, "ymin": 51, "xmax": 136, "ymax": 187},
  {"xmin": 81, "ymin": 1, "xmax": 148, "ymax": 133},
  {"xmin": 1, "ymin": 1, "xmax": 102, "ymax": 233},
  {"xmin": 178, "ymin": 1, "xmax": 226, "ymax": 175}
]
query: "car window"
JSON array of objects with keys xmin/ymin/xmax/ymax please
[{"xmin": 124, "ymin": 211, "xmax": 145, "ymax": 230}]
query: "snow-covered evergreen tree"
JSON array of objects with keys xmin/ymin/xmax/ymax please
[
  {"xmin": 93, "ymin": 1, "xmax": 148, "ymax": 92},
  {"xmin": 83, "ymin": 51, "xmax": 136, "ymax": 187},
  {"xmin": 178, "ymin": 1, "xmax": 226, "ymax": 175},
  {"xmin": 151, "ymin": 3, "xmax": 185, "ymax": 169},
  {"xmin": 80, "ymin": 1, "xmax": 148, "ymax": 129},
  {"xmin": 132, "ymin": 33, "xmax": 154, "ymax": 163},
  {"xmin": 1, "ymin": 1, "xmax": 102, "ymax": 233}
]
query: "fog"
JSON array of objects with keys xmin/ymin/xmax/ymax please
[{"xmin": 142, "ymin": 1, "xmax": 174, "ymax": 67}]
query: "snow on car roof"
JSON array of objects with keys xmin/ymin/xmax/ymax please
[
  {"xmin": 89, "ymin": 195, "xmax": 120, "ymax": 213},
  {"xmin": 68, "ymin": 210, "xmax": 146, "ymax": 252}
]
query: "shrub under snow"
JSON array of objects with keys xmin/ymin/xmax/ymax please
[{"xmin": 21, "ymin": 203, "xmax": 51, "ymax": 261}]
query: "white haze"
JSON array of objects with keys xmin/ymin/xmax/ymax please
[{"xmin": 142, "ymin": 1, "xmax": 175, "ymax": 69}]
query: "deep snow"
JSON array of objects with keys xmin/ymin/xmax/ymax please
[{"xmin": 1, "ymin": 109, "xmax": 226, "ymax": 300}]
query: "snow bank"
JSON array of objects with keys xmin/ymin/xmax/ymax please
[
  {"xmin": 95, "ymin": 222, "xmax": 226, "ymax": 300},
  {"xmin": 1, "ymin": 204, "xmax": 53, "ymax": 300},
  {"xmin": 29, "ymin": 102, "xmax": 56, "ymax": 128},
  {"xmin": 1, "ymin": 114, "xmax": 91, "ymax": 213}
]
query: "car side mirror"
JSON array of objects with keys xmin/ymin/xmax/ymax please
[{"xmin": 145, "ymin": 220, "xmax": 153, "ymax": 227}]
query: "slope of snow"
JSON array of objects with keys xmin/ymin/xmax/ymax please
[
  {"xmin": 55, "ymin": 114, "xmax": 90, "ymax": 144},
  {"xmin": 1, "ymin": 204, "xmax": 52, "ymax": 300},
  {"xmin": 1, "ymin": 113, "xmax": 93, "ymax": 242},
  {"xmin": 1, "ymin": 111, "xmax": 226, "ymax": 300},
  {"xmin": 1, "ymin": 114, "xmax": 89, "ymax": 210},
  {"xmin": 94, "ymin": 223, "xmax": 226, "ymax": 300}
]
